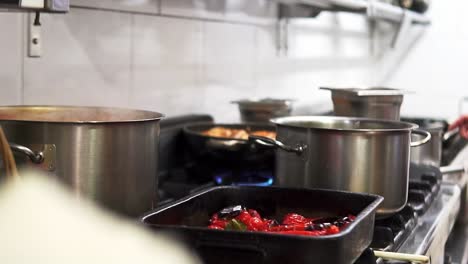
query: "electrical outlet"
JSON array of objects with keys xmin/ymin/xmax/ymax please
[{"xmin": 28, "ymin": 13, "xmax": 42, "ymax": 58}]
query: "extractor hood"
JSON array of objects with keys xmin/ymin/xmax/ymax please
[{"xmin": 0, "ymin": 0, "xmax": 69, "ymax": 13}]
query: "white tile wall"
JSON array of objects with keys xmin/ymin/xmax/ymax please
[
  {"xmin": 131, "ymin": 15, "xmax": 203, "ymax": 116},
  {"xmin": 161, "ymin": 0, "xmax": 276, "ymax": 24},
  {"xmin": 203, "ymin": 21, "xmax": 256, "ymax": 121},
  {"xmin": 161, "ymin": 0, "xmax": 225, "ymax": 20},
  {"xmin": 376, "ymin": 0, "xmax": 468, "ymax": 120},
  {"xmin": 23, "ymin": 9, "xmax": 132, "ymax": 107},
  {"xmin": 254, "ymin": 14, "xmax": 374, "ymax": 116},
  {"xmin": 0, "ymin": 1, "xmax": 465, "ymax": 122},
  {"xmin": 224, "ymin": 0, "xmax": 277, "ymax": 24},
  {"xmin": 0, "ymin": 13, "xmax": 23, "ymax": 105}
]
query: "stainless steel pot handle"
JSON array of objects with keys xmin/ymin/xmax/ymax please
[
  {"xmin": 249, "ymin": 135, "xmax": 306, "ymax": 155},
  {"xmin": 410, "ymin": 129, "xmax": 432, "ymax": 147},
  {"xmin": 443, "ymin": 128, "xmax": 459, "ymax": 142},
  {"xmin": 9, "ymin": 143, "xmax": 44, "ymax": 164},
  {"xmin": 440, "ymin": 165, "xmax": 466, "ymax": 175}
]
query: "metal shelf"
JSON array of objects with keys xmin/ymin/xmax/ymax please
[{"xmin": 275, "ymin": 0, "xmax": 431, "ymax": 53}]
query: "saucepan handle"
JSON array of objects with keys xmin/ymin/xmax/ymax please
[
  {"xmin": 443, "ymin": 128, "xmax": 459, "ymax": 142},
  {"xmin": 410, "ymin": 129, "xmax": 432, "ymax": 147},
  {"xmin": 249, "ymin": 135, "xmax": 306, "ymax": 155},
  {"xmin": 9, "ymin": 143, "xmax": 44, "ymax": 164},
  {"xmin": 440, "ymin": 165, "xmax": 466, "ymax": 175}
]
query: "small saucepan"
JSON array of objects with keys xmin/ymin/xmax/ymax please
[{"xmin": 183, "ymin": 123, "xmax": 276, "ymax": 163}]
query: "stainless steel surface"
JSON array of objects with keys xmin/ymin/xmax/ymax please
[
  {"xmin": 12, "ymin": 143, "xmax": 57, "ymax": 172},
  {"xmin": 411, "ymin": 127, "xmax": 444, "ymax": 166},
  {"xmin": 444, "ymin": 145, "xmax": 468, "ymax": 264},
  {"xmin": 321, "ymin": 87, "xmax": 405, "ymax": 121},
  {"xmin": 404, "ymin": 118, "xmax": 457, "ymax": 167},
  {"xmin": 9, "ymin": 142, "xmax": 44, "ymax": 164},
  {"xmin": 410, "ymin": 129, "xmax": 432, "ymax": 147},
  {"xmin": 396, "ymin": 183, "xmax": 461, "ymax": 264},
  {"xmin": 231, "ymin": 98, "xmax": 293, "ymax": 123},
  {"xmin": 445, "ymin": 145, "xmax": 468, "ymax": 225},
  {"xmin": 444, "ymin": 128, "xmax": 459, "ymax": 141},
  {"xmin": 249, "ymin": 135, "xmax": 306, "ymax": 155},
  {"xmin": 441, "ymin": 166, "xmax": 466, "ymax": 176},
  {"xmin": 0, "ymin": 106, "xmax": 163, "ymax": 216},
  {"xmin": 445, "ymin": 224, "xmax": 468, "ymax": 264},
  {"xmin": 267, "ymin": 115, "xmax": 427, "ymax": 216}
]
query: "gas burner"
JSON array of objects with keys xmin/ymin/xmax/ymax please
[{"xmin": 214, "ymin": 170, "xmax": 274, "ymax": 187}]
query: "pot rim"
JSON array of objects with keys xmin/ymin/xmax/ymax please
[
  {"xmin": 320, "ymin": 87, "xmax": 409, "ymax": 97},
  {"xmin": 271, "ymin": 116, "xmax": 419, "ymax": 132},
  {"xmin": 0, "ymin": 105, "xmax": 164, "ymax": 124},
  {"xmin": 231, "ymin": 98, "xmax": 295, "ymax": 107}
]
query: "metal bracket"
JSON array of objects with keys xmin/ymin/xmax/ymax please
[
  {"xmin": 277, "ymin": 18, "xmax": 289, "ymax": 56},
  {"xmin": 275, "ymin": 0, "xmax": 431, "ymax": 53},
  {"xmin": 391, "ymin": 10, "xmax": 412, "ymax": 48},
  {"xmin": 26, "ymin": 144, "xmax": 56, "ymax": 172},
  {"xmin": 276, "ymin": 3, "xmax": 323, "ymax": 56}
]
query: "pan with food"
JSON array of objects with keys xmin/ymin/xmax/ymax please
[
  {"xmin": 141, "ymin": 186, "xmax": 383, "ymax": 264},
  {"xmin": 183, "ymin": 123, "xmax": 276, "ymax": 162}
]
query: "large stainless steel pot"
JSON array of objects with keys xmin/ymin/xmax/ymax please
[
  {"xmin": 251, "ymin": 116, "xmax": 431, "ymax": 217},
  {"xmin": 321, "ymin": 87, "xmax": 405, "ymax": 121},
  {"xmin": 0, "ymin": 106, "xmax": 163, "ymax": 217}
]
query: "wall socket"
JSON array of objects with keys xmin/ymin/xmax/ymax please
[{"xmin": 28, "ymin": 12, "xmax": 42, "ymax": 58}]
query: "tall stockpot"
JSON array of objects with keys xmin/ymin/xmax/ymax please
[
  {"xmin": 0, "ymin": 106, "xmax": 163, "ymax": 217},
  {"xmin": 251, "ymin": 116, "xmax": 431, "ymax": 217}
]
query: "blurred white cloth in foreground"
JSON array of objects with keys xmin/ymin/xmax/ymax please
[{"xmin": 0, "ymin": 174, "xmax": 200, "ymax": 264}]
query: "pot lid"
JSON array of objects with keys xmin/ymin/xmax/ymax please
[{"xmin": 320, "ymin": 87, "xmax": 410, "ymax": 96}]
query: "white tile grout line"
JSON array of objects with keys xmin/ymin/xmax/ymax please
[
  {"xmin": 157, "ymin": 0, "xmax": 162, "ymax": 15},
  {"xmin": 129, "ymin": 14, "xmax": 135, "ymax": 108},
  {"xmin": 20, "ymin": 13, "xmax": 25, "ymax": 105}
]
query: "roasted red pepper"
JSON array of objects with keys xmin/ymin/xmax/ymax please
[{"xmin": 208, "ymin": 205, "xmax": 355, "ymax": 236}]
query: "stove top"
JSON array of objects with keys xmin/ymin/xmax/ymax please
[{"xmin": 156, "ymin": 115, "xmax": 463, "ymax": 264}]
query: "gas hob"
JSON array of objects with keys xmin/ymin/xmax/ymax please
[{"xmin": 155, "ymin": 115, "xmax": 465, "ymax": 264}]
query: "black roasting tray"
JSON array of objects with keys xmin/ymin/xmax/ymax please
[{"xmin": 140, "ymin": 186, "xmax": 383, "ymax": 264}]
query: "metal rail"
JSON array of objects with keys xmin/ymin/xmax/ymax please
[{"xmin": 275, "ymin": 0, "xmax": 431, "ymax": 53}]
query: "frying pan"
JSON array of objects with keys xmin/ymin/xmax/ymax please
[{"xmin": 183, "ymin": 123, "xmax": 276, "ymax": 163}]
